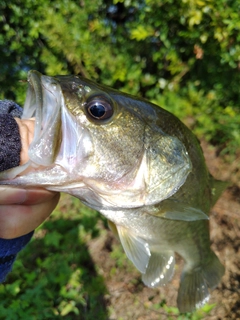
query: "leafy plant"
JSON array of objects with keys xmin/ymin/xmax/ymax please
[
  {"xmin": 0, "ymin": 0, "xmax": 239, "ymax": 152},
  {"xmin": 0, "ymin": 1, "xmax": 238, "ymax": 318}
]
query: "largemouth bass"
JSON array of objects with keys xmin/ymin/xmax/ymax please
[{"xmin": 0, "ymin": 71, "xmax": 225, "ymax": 312}]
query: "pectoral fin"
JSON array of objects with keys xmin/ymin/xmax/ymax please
[
  {"xmin": 142, "ymin": 251, "xmax": 175, "ymax": 287},
  {"xmin": 116, "ymin": 225, "xmax": 151, "ymax": 274},
  {"xmin": 149, "ymin": 200, "xmax": 209, "ymax": 221}
]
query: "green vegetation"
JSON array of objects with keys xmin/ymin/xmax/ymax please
[
  {"xmin": 0, "ymin": 0, "xmax": 238, "ymax": 318},
  {"xmin": 0, "ymin": 0, "xmax": 239, "ymax": 153}
]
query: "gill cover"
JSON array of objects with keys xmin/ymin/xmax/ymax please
[{"xmin": 143, "ymin": 129, "xmax": 192, "ymax": 205}]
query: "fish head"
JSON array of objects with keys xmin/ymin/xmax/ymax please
[{"xmin": 0, "ymin": 71, "xmax": 192, "ymax": 210}]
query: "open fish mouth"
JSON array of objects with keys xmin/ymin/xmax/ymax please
[
  {"xmin": 0, "ymin": 70, "xmax": 91, "ymax": 184},
  {"xmin": 0, "ymin": 71, "xmax": 64, "ymax": 181},
  {"xmin": 22, "ymin": 70, "xmax": 63, "ymax": 167}
]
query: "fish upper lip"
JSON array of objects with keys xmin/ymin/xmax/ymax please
[
  {"xmin": 22, "ymin": 70, "xmax": 63, "ymax": 166},
  {"xmin": 23, "ymin": 70, "xmax": 44, "ymax": 137}
]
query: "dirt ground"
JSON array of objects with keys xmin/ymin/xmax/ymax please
[{"xmin": 88, "ymin": 141, "xmax": 240, "ymax": 320}]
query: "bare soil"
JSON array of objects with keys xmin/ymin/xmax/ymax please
[{"xmin": 87, "ymin": 141, "xmax": 240, "ymax": 320}]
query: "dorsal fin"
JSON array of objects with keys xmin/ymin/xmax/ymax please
[{"xmin": 211, "ymin": 177, "xmax": 229, "ymax": 206}]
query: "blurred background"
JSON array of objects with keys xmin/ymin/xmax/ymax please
[{"xmin": 0, "ymin": 1, "xmax": 239, "ymax": 319}]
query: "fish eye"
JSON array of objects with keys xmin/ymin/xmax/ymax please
[{"xmin": 87, "ymin": 100, "xmax": 113, "ymax": 120}]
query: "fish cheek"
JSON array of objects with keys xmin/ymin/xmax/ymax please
[{"xmin": 86, "ymin": 113, "xmax": 146, "ymax": 183}]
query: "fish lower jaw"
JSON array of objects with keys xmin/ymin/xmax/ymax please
[{"xmin": 0, "ymin": 161, "xmax": 48, "ymax": 182}]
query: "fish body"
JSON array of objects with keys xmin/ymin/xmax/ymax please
[{"xmin": 0, "ymin": 71, "xmax": 225, "ymax": 312}]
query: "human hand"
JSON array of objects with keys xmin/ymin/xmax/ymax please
[
  {"xmin": 0, "ymin": 117, "xmax": 60, "ymax": 239},
  {"xmin": 0, "ymin": 187, "xmax": 60, "ymax": 239}
]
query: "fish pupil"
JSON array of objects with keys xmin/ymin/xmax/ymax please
[
  {"xmin": 89, "ymin": 103, "xmax": 106, "ymax": 118},
  {"xmin": 87, "ymin": 98, "xmax": 113, "ymax": 120}
]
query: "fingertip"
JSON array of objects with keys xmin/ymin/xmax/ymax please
[
  {"xmin": 23, "ymin": 189, "xmax": 60, "ymax": 205},
  {"xmin": 0, "ymin": 187, "xmax": 27, "ymax": 204},
  {"xmin": 0, "ymin": 186, "xmax": 60, "ymax": 205}
]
